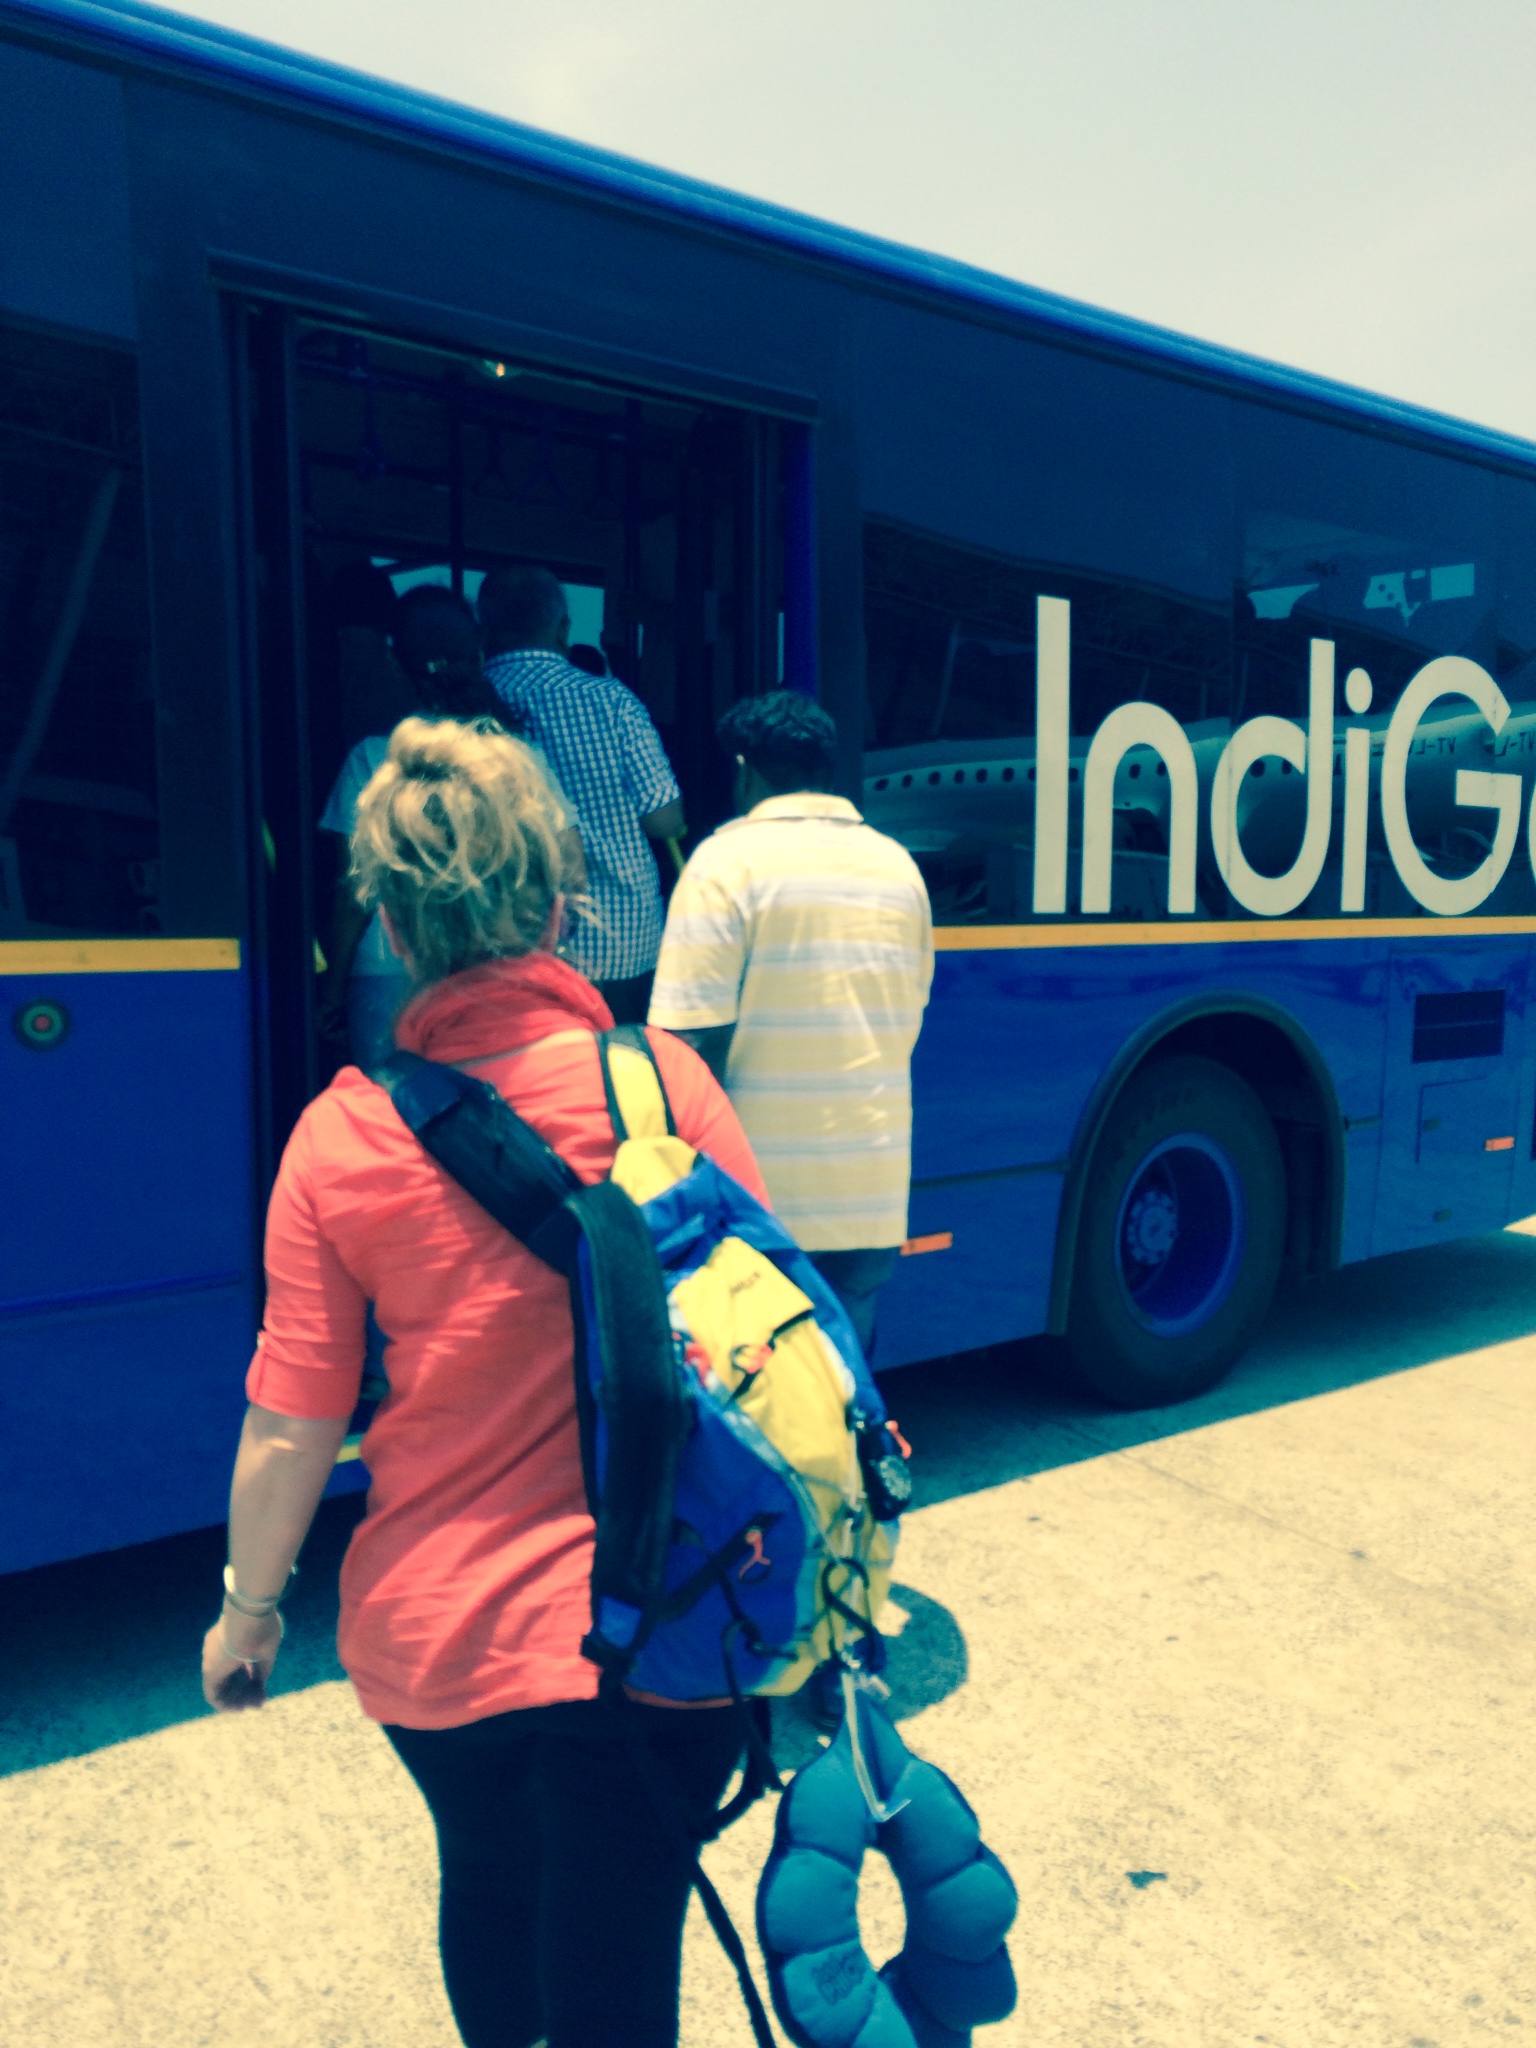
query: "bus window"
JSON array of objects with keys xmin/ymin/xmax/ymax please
[
  {"xmin": 1497, "ymin": 472, "xmax": 1536, "ymax": 693},
  {"xmin": 0, "ymin": 319, "xmax": 158, "ymax": 938},
  {"xmin": 862, "ymin": 515, "xmax": 1231, "ymax": 926},
  {"xmin": 1233, "ymin": 404, "xmax": 1518, "ymax": 918},
  {"xmin": 1235, "ymin": 403, "xmax": 1500, "ymax": 721},
  {"xmin": 859, "ymin": 344, "xmax": 1233, "ymax": 926}
]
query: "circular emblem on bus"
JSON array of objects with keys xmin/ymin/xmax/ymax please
[{"xmin": 14, "ymin": 999, "xmax": 70, "ymax": 1050}]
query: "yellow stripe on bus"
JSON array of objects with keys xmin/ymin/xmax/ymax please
[
  {"xmin": 934, "ymin": 916, "xmax": 1536, "ymax": 951},
  {"xmin": 0, "ymin": 937, "xmax": 241, "ymax": 975}
]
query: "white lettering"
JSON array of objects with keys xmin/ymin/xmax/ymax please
[
  {"xmin": 1000, "ymin": 618, "xmax": 1522, "ymax": 923},
  {"xmin": 1210, "ymin": 640, "xmax": 1335, "ymax": 916},
  {"xmin": 1081, "ymin": 704, "xmax": 1198, "ymax": 913},
  {"xmin": 1380, "ymin": 656, "xmax": 1518, "ymax": 915},
  {"xmin": 1031, "ymin": 595, "xmax": 1071, "ymax": 914},
  {"xmin": 1341, "ymin": 725, "xmax": 1372, "ymax": 912}
]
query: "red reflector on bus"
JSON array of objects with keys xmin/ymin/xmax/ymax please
[
  {"xmin": 1485, "ymin": 1135, "xmax": 1515, "ymax": 1151},
  {"xmin": 901, "ymin": 1231, "xmax": 954, "ymax": 1256}
]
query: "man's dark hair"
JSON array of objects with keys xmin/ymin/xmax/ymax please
[
  {"xmin": 394, "ymin": 586, "xmax": 503, "ymax": 721},
  {"xmin": 566, "ymin": 641, "xmax": 608, "ymax": 677},
  {"xmin": 716, "ymin": 690, "xmax": 838, "ymax": 794},
  {"xmin": 478, "ymin": 564, "xmax": 569, "ymax": 653}
]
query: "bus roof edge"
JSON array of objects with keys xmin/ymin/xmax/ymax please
[{"xmin": 6, "ymin": 0, "xmax": 1536, "ymax": 476}]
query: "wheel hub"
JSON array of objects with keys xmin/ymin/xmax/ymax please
[
  {"xmin": 1122, "ymin": 1185, "xmax": 1179, "ymax": 1269},
  {"xmin": 1112, "ymin": 1132, "xmax": 1247, "ymax": 1339}
]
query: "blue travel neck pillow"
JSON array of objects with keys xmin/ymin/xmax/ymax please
[{"xmin": 756, "ymin": 1686, "xmax": 1018, "ymax": 2047}]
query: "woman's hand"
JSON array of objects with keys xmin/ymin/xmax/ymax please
[
  {"xmin": 202, "ymin": 1607, "xmax": 283, "ymax": 1712},
  {"xmin": 202, "ymin": 1404, "xmax": 350, "ymax": 1713}
]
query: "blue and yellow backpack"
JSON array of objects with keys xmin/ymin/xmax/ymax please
[{"xmin": 378, "ymin": 1024, "xmax": 909, "ymax": 1712}]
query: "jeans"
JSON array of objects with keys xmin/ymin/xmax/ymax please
[
  {"xmin": 594, "ymin": 969, "xmax": 655, "ymax": 1025},
  {"xmin": 809, "ymin": 1245, "xmax": 901, "ymax": 1359},
  {"xmin": 385, "ymin": 1697, "xmax": 743, "ymax": 2048}
]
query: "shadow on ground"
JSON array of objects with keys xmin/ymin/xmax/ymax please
[
  {"xmin": 0, "ymin": 1492, "xmax": 366, "ymax": 1780},
  {"xmin": 770, "ymin": 1581, "xmax": 970, "ymax": 1775},
  {"xmin": 5, "ymin": 1228, "xmax": 1534, "ymax": 1780},
  {"xmin": 888, "ymin": 1228, "xmax": 1536, "ymax": 1512}
]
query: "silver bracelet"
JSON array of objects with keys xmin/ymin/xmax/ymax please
[
  {"xmin": 219, "ymin": 1611, "xmax": 284, "ymax": 1664},
  {"xmin": 222, "ymin": 1563, "xmax": 296, "ymax": 1617}
]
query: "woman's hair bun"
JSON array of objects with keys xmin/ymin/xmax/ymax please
[{"xmin": 349, "ymin": 715, "xmax": 573, "ymax": 984}]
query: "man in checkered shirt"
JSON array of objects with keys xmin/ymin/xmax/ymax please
[{"xmin": 480, "ymin": 566, "xmax": 685, "ymax": 1021}]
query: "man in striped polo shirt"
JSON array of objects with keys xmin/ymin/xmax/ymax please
[{"xmin": 649, "ymin": 691, "xmax": 933, "ymax": 1352}]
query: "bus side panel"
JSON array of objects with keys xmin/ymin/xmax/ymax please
[
  {"xmin": 911, "ymin": 939, "xmax": 1389, "ymax": 1175},
  {"xmin": 0, "ymin": 968, "xmax": 251, "ymax": 1300},
  {"xmin": 906, "ymin": 948, "xmax": 1100, "ymax": 1178},
  {"xmin": 0, "ymin": 965, "xmax": 255, "ymax": 1570},
  {"xmin": 0, "ymin": 1286, "xmax": 252, "ymax": 1574},
  {"xmin": 1370, "ymin": 938, "xmax": 1535, "ymax": 1255},
  {"xmin": 893, "ymin": 939, "xmax": 1395, "ymax": 1364},
  {"xmin": 878, "ymin": 1170, "xmax": 1063, "ymax": 1370}
]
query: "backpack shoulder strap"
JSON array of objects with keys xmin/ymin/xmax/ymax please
[
  {"xmin": 373, "ymin": 1049, "xmax": 580, "ymax": 1250},
  {"xmin": 596, "ymin": 1024, "xmax": 676, "ymax": 1143}
]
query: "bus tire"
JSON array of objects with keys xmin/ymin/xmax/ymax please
[{"xmin": 1065, "ymin": 1055, "xmax": 1285, "ymax": 1408}]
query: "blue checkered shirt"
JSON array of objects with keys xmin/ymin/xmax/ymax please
[{"xmin": 485, "ymin": 648, "xmax": 680, "ymax": 981}]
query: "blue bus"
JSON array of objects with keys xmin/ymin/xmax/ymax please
[{"xmin": 5, "ymin": 0, "xmax": 1536, "ymax": 1577}]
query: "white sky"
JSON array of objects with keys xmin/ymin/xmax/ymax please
[{"xmin": 177, "ymin": 0, "xmax": 1536, "ymax": 440}]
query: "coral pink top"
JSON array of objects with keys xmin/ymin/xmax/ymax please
[{"xmin": 246, "ymin": 953, "xmax": 767, "ymax": 1730}]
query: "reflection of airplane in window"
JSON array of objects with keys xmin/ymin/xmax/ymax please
[
  {"xmin": 1249, "ymin": 583, "xmax": 1318, "ymax": 620},
  {"xmin": 1249, "ymin": 557, "xmax": 1477, "ymax": 628},
  {"xmin": 867, "ymin": 683, "xmax": 1536, "ymax": 926},
  {"xmin": 1361, "ymin": 562, "xmax": 1476, "ymax": 622},
  {"xmin": 865, "ymin": 724, "xmax": 1228, "ymax": 922}
]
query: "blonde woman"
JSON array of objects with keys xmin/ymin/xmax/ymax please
[{"xmin": 202, "ymin": 717, "xmax": 769, "ymax": 2048}]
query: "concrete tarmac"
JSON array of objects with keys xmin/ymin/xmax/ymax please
[{"xmin": 2, "ymin": 1229, "xmax": 1533, "ymax": 2047}]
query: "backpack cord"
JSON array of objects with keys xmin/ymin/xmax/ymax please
[
  {"xmin": 821, "ymin": 1559, "xmax": 885, "ymax": 1665},
  {"xmin": 714, "ymin": 1619, "xmax": 785, "ymax": 1822},
  {"xmin": 709, "ymin": 1708, "xmax": 778, "ymax": 1832},
  {"xmin": 598, "ymin": 1676, "xmax": 777, "ymax": 2048},
  {"xmin": 692, "ymin": 1867, "xmax": 777, "ymax": 2048}
]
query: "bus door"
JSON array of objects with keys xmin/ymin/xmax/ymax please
[
  {"xmin": 1372, "ymin": 939, "xmax": 1535, "ymax": 1251},
  {"xmin": 232, "ymin": 300, "xmax": 804, "ymax": 1165}
]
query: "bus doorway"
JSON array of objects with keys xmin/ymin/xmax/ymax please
[{"xmin": 234, "ymin": 303, "xmax": 806, "ymax": 1178}]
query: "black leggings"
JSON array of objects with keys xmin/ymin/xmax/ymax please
[{"xmin": 385, "ymin": 1698, "xmax": 744, "ymax": 2048}]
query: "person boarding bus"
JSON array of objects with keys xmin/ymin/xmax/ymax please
[
  {"xmin": 481, "ymin": 565, "xmax": 685, "ymax": 1023},
  {"xmin": 650, "ymin": 691, "xmax": 934, "ymax": 1354},
  {"xmin": 204, "ymin": 716, "xmax": 766, "ymax": 2048}
]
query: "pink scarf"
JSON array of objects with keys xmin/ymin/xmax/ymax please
[{"xmin": 394, "ymin": 952, "xmax": 614, "ymax": 1065}]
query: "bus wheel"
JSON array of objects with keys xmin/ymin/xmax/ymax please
[{"xmin": 1066, "ymin": 1055, "xmax": 1285, "ymax": 1408}]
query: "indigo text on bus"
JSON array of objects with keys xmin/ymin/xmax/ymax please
[{"xmin": 1032, "ymin": 594, "xmax": 1524, "ymax": 919}]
